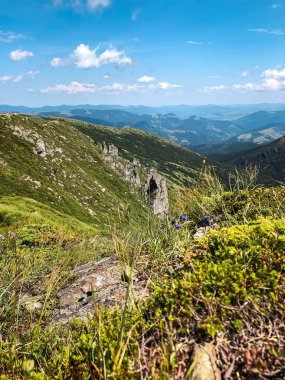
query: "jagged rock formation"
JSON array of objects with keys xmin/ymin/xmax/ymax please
[
  {"xmin": 99, "ymin": 142, "xmax": 141, "ymax": 188},
  {"xmin": 99, "ymin": 142, "xmax": 169, "ymax": 215},
  {"xmin": 144, "ymin": 168, "xmax": 169, "ymax": 215}
]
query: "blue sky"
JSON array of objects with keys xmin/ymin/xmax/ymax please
[{"xmin": 1, "ymin": 0, "xmax": 285, "ymax": 106}]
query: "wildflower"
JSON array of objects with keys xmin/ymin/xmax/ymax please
[
  {"xmin": 0, "ymin": 234, "xmax": 5, "ymax": 240},
  {"xmin": 201, "ymin": 216, "xmax": 211, "ymax": 226},
  {"xmin": 175, "ymin": 223, "xmax": 181, "ymax": 230},
  {"xmin": 181, "ymin": 215, "xmax": 187, "ymax": 222}
]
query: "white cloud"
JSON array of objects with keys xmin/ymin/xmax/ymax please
[
  {"xmin": 41, "ymin": 78, "xmax": 183, "ymax": 95},
  {"xmin": 156, "ymin": 82, "xmax": 183, "ymax": 90},
  {"xmin": 51, "ymin": 43, "xmax": 133, "ymax": 69},
  {"xmin": 271, "ymin": 4, "xmax": 281, "ymax": 8},
  {"xmin": 102, "ymin": 82, "xmax": 124, "ymax": 91},
  {"xmin": 41, "ymin": 81, "xmax": 127, "ymax": 95},
  {"xmin": 0, "ymin": 75, "xmax": 14, "ymax": 82},
  {"xmin": 52, "ymin": 0, "xmax": 111, "ymax": 11},
  {"xmin": 246, "ymin": 28, "xmax": 284, "ymax": 35},
  {"xmin": 137, "ymin": 75, "xmax": 155, "ymax": 83},
  {"xmin": 187, "ymin": 40, "xmax": 203, "ymax": 45},
  {"xmin": 51, "ymin": 57, "xmax": 64, "ymax": 67},
  {"xmin": 26, "ymin": 70, "xmax": 39, "ymax": 79},
  {"xmin": 41, "ymin": 81, "xmax": 97, "ymax": 94},
  {"xmin": 127, "ymin": 83, "xmax": 145, "ymax": 91},
  {"xmin": 0, "ymin": 70, "xmax": 38, "ymax": 83},
  {"xmin": 87, "ymin": 0, "xmax": 110, "ymax": 10},
  {"xmin": 147, "ymin": 82, "xmax": 183, "ymax": 90},
  {"xmin": 200, "ymin": 67, "xmax": 285, "ymax": 93},
  {"xmin": 10, "ymin": 49, "xmax": 34, "ymax": 61},
  {"xmin": 13, "ymin": 75, "xmax": 23, "ymax": 82},
  {"xmin": 103, "ymin": 73, "xmax": 110, "ymax": 79},
  {"xmin": 201, "ymin": 85, "xmax": 226, "ymax": 93},
  {"xmin": 0, "ymin": 30, "xmax": 24, "ymax": 43},
  {"xmin": 241, "ymin": 71, "xmax": 249, "ymax": 77},
  {"xmin": 262, "ymin": 68, "xmax": 285, "ymax": 79}
]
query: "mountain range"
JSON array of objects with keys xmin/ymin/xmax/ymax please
[{"xmin": 36, "ymin": 108, "xmax": 285, "ymax": 155}]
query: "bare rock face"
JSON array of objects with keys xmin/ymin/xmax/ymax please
[
  {"xmin": 98, "ymin": 142, "xmax": 169, "ymax": 215},
  {"xmin": 143, "ymin": 168, "xmax": 169, "ymax": 215},
  {"xmin": 100, "ymin": 142, "xmax": 141, "ymax": 188},
  {"xmin": 101, "ymin": 142, "xmax": 118, "ymax": 157},
  {"xmin": 123, "ymin": 158, "xmax": 141, "ymax": 187},
  {"xmin": 53, "ymin": 256, "xmax": 148, "ymax": 324}
]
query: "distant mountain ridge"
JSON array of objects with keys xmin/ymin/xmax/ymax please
[
  {"xmin": 2, "ymin": 103, "xmax": 285, "ymax": 118},
  {"xmin": 36, "ymin": 109, "xmax": 244, "ymax": 148},
  {"xmin": 215, "ymin": 135, "xmax": 285, "ymax": 183},
  {"xmin": 193, "ymin": 111, "xmax": 285, "ymax": 156},
  {"xmin": 2, "ymin": 106, "xmax": 285, "ymax": 159}
]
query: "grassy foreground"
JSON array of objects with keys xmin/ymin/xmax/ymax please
[{"xmin": 0, "ymin": 171, "xmax": 284, "ymax": 379}]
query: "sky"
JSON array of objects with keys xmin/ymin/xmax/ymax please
[{"xmin": 1, "ymin": 0, "xmax": 285, "ymax": 106}]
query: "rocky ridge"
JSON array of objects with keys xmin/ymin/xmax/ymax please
[{"xmin": 99, "ymin": 141, "xmax": 169, "ymax": 215}]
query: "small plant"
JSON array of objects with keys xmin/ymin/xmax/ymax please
[{"xmin": 228, "ymin": 164, "xmax": 260, "ymax": 192}]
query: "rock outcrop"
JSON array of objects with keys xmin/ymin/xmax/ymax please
[
  {"xmin": 98, "ymin": 142, "xmax": 169, "ymax": 215},
  {"xmin": 99, "ymin": 142, "xmax": 141, "ymax": 188},
  {"xmin": 53, "ymin": 256, "xmax": 148, "ymax": 324},
  {"xmin": 143, "ymin": 168, "xmax": 169, "ymax": 215}
]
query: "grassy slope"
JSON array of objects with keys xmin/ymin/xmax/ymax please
[
  {"xmin": 0, "ymin": 196, "xmax": 97, "ymax": 235},
  {"xmin": 61, "ymin": 118, "xmax": 229, "ymax": 187},
  {"xmin": 0, "ymin": 114, "xmax": 149, "ymax": 231}
]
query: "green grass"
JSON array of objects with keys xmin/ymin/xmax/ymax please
[
  {"xmin": 0, "ymin": 175, "xmax": 285, "ymax": 378},
  {"xmin": 1, "ymin": 115, "xmax": 284, "ymax": 378},
  {"xmin": 65, "ymin": 118, "xmax": 229, "ymax": 187},
  {"xmin": 0, "ymin": 114, "xmax": 148, "ymax": 231},
  {"xmin": 0, "ymin": 196, "xmax": 98, "ymax": 235}
]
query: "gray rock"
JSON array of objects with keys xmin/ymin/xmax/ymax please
[
  {"xmin": 35, "ymin": 139, "xmax": 47, "ymax": 157},
  {"xmin": 98, "ymin": 142, "xmax": 170, "ymax": 214},
  {"xmin": 102, "ymin": 142, "xmax": 118, "ymax": 157},
  {"xmin": 53, "ymin": 256, "xmax": 148, "ymax": 324},
  {"xmin": 123, "ymin": 159, "xmax": 141, "ymax": 187},
  {"xmin": 99, "ymin": 142, "xmax": 141, "ymax": 188},
  {"xmin": 143, "ymin": 168, "xmax": 169, "ymax": 215}
]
